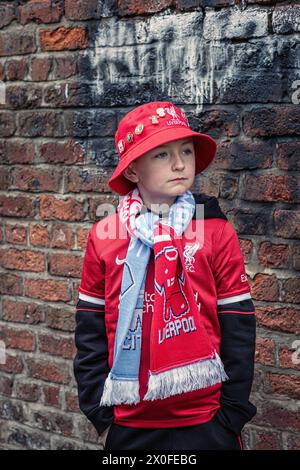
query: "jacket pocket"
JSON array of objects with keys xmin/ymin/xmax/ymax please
[
  {"xmin": 208, "ymin": 411, "xmax": 241, "ymax": 450},
  {"xmin": 104, "ymin": 423, "xmax": 115, "ymax": 450}
]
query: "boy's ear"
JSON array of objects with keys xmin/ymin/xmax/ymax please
[{"xmin": 123, "ymin": 163, "xmax": 139, "ymax": 183}]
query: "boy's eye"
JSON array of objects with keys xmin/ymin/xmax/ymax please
[
  {"xmin": 153, "ymin": 147, "xmax": 193, "ymax": 159},
  {"xmin": 154, "ymin": 152, "xmax": 167, "ymax": 159}
]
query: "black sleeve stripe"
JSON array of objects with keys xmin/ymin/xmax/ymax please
[
  {"xmin": 76, "ymin": 299, "xmax": 105, "ymax": 312},
  {"xmin": 218, "ymin": 311, "xmax": 255, "ymax": 315},
  {"xmin": 217, "ymin": 298, "xmax": 255, "ymax": 314}
]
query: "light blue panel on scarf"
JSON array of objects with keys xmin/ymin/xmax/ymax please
[{"xmin": 110, "ymin": 238, "xmax": 151, "ymax": 380}]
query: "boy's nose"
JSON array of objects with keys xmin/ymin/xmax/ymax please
[{"xmin": 171, "ymin": 152, "xmax": 185, "ymax": 169}]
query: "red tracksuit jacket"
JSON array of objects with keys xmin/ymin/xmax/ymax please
[{"xmin": 73, "ymin": 192, "xmax": 257, "ymax": 435}]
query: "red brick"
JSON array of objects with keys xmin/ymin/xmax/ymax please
[
  {"xmin": 243, "ymin": 105, "xmax": 300, "ymax": 137},
  {"xmin": 292, "ymin": 244, "xmax": 300, "ymax": 270},
  {"xmin": 0, "ymin": 140, "xmax": 34, "ymax": 164},
  {"xmin": 6, "ymin": 84, "xmax": 42, "ymax": 109},
  {"xmin": 252, "ymin": 402, "xmax": 300, "ymax": 431},
  {"xmin": 40, "ymin": 27, "xmax": 88, "ymax": 52},
  {"xmin": 0, "ymin": 3, "xmax": 16, "ymax": 29},
  {"xmin": 252, "ymin": 429, "xmax": 281, "ymax": 451},
  {"xmin": 40, "ymin": 195, "xmax": 84, "ymax": 221},
  {"xmin": 18, "ymin": 0, "xmax": 62, "ymax": 25},
  {"xmin": 73, "ymin": 280, "xmax": 81, "ymax": 302},
  {"xmin": 0, "ymin": 166, "xmax": 12, "ymax": 190},
  {"xmin": 38, "ymin": 333, "xmax": 76, "ymax": 359},
  {"xmin": 282, "ymin": 278, "xmax": 300, "ymax": 304},
  {"xmin": 258, "ymin": 242, "xmax": 290, "ymax": 268},
  {"xmin": 0, "ymin": 273, "xmax": 23, "ymax": 296},
  {"xmin": 39, "ymin": 140, "xmax": 85, "ymax": 164},
  {"xmin": 0, "ymin": 29, "xmax": 36, "ymax": 57},
  {"xmin": 256, "ymin": 305, "xmax": 300, "ymax": 335},
  {"xmin": 276, "ymin": 141, "xmax": 300, "ymax": 171},
  {"xmin": 2, "ymin": 299, "xmax": 44, "ymax": 325},
  {"xmin": 6, "ymin": 58, "xmax": 28, "ymax": 81},
  {"xmin": 274, "ymin": 209, "xmax": 300, "ymax": 239},
  {"xmin": 45, "ymin": 306, "xmax": 75, "ymax": 332},
  {"xmin": 250, "ymin": 273, "xmax": 279, "ymax": 301},
  {"xmin": 53, "ymin": 56, "xmax": 77, "ymax": 79},
  {"xmin": 43, "ymin": 385, "xmax": 61, "ymax": 408},
  {"xmin": 48, "ymin": 253, "xmax": 83, "ymax": 278},
  {"xmin": 0, "ymin": 111, "xmax": 16, "ymax": 137},
  {"xmin": 65, "ymin": 391, "xmax": 79, "ymax": 413},
  {"xmin": 264, "ymin": 372, "xmax": 300, "ymax": 399},
  {"xmin": 286, "ymin": 433, "xmax": 300, "ymax": 450},
  {"xmin": 29, "ymin": 224, "xmax": 50, "ymax": 247},
  {"xmin": 0, "ymin": 398, "xmax": 24, "ymax": 422},
  {"xmin": 196, "ymin": 109, "xmax": 240, "ymax": 138},
  {"xmin": 14, "ymin": 381, "xmax": 39, "ymax": 402},
  {"xmin": 219, "ymin": 175, "xmax": 239, "ymax": 200},
  {"xmin": 76, "ymin": 227, "xmax": 90, "ymax": 250},
  {"xmin": 24, "ymin": 278, "xmax": 70, "ymax": 302},
  {"xmin": 118, "ymin": 0, "xmax": 173, "ymax": 15},
  {"xmin": 31, "ymin": 56, "xmax": 52, "ymax": 81},
  {"xmin": 27, "ymin": 358, "xmax": 70, "ymax": 384},
  {"xmin": 88, "ymin": 195, "xmax": 118, "ymax": 221},
  {"xmin": 214, "ymin": 140, "xmax": 272, "ymax": 170},
  {"xmin": 33, "ymin": 409, "xmax": 73, "ymax": 436},
  {"xmin": 18, "ymin": 110, "xmax": 65, "ymax": 137},
  {"xmin": 0, "ymin": 326, "xmax": 35, "ymax": 351},
  {"xmin": 279, "ymin": 346, "xmax": 300, "ymax": 372},
  {"xmin": 5, "ymin": 224, "xmax": 27, "ymax": 245},
  {"xmin": 0, "ymin": 375, "xmax": 13, "ymax": 397},
  {"xmin": 0, "ymin": 195, "xmax": 36, "ymax": 218},
  {"xmin": 242, "ymin": 175, "xmax": 300, "ymax": 203},
  {"xmin": 197, "ymin": 173, "xmax": 220, "ymax": 198},
  {"xmin": 76, "ymin": 415, "xmax": 99, "ymax": 443},
  {"xmin": 51, "ymin": 224, "xmax": 74, "ymax": 249},
  {"xmin": 4, "ymin": 423, "xmax": 51, "ymax": 448},
  {"xmin": 255, "ymin": 337, "xmax": 276, "ymax": 366},
  {"xmin": 0, "ymin": 248, "xmax": 45, "ymax": 272},
  {"xmin": 0, "ymin": 354, "xmax": 23, "ymax": 374},
  {"xmin": 12, "ymin": 166, "xmax": 62, "ymax": 192},
  {"xmin": 65, "ymin": 0, "xmax": 116, "ymax": 20}
]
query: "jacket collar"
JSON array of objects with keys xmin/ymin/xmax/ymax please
[
  {"xmin": 192, "ymin": 192, "xmax": 227, "ymax": 220},
  {"xmin": 143, "ymin": 192, "xmax": 227, "ymax": 221}
]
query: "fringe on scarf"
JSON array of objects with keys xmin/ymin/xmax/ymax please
[
  {"xmin": 143, "ymin": 351, "xmax": 229, "ymax": 401},
  {"xmin": 100, "ymin": 371, "xmax": 140, "ymax": 406},
  {"xmin": 100, "ymin": 352, "xmax": 229, "ymax": 406}
]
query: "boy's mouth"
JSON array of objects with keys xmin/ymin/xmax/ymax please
[{"xmin": 169, "ymin": 177, "xmax": 187, "ymax": 181}]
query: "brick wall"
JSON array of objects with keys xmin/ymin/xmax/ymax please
[{"xmin": 0, "ymin": 0, "xmax": 299, "ymax": 450}]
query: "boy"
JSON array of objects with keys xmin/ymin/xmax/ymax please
[{"xmin": 73, "ymin": 101, "xmax": 257, "ymax": 450}]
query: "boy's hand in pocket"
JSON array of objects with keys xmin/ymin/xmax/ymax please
[{"xmin": 100, "ymin": 423, "xmax": 112, "ymax": 447}]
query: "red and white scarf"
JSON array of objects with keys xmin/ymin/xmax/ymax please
[{"xmin": 100, "ymin": 188, "xmax": 228, "ymax": 406}]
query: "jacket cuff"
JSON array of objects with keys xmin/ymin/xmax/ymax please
[
  {"xmin": 216, "ymin": 399, "xmax": 257, "ymax": 435},
  {"xmin": 87, "ymin": 406, "xmax": 115, "ymax": 436}
]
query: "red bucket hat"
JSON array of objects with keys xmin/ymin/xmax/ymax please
[{"xmin": 108, "ymin": 101, "xmax": 217, "ymax": 195}]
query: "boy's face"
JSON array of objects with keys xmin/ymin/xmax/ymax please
[{"xmin": 123, "ymin": 137, "xmax": 196, "ymax": 209}]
